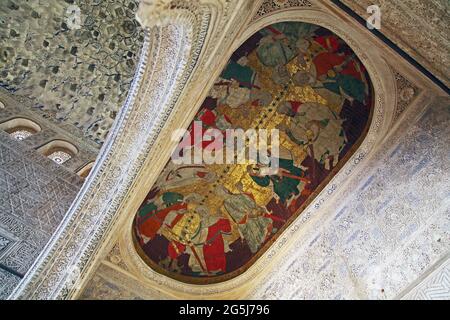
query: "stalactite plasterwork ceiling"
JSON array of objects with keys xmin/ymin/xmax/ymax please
[
  {"xmin": 133, "ymin": 21, "xmax": 374, "ymax": 284},
  {"xmin": 0, "ymin": 0, "xmax": 144, "ymax": 144}
]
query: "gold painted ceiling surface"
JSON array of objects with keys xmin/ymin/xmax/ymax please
[{"xmin": 133, "ymin": 22, "xmax": 373, "ymax": 284}]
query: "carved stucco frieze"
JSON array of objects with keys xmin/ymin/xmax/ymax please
[
  {"xmin": 389, "ymin": 67, "xmax": 421, "ymax": 122},
  {"xmin": 252, "ymin": 0, "xmax": 313, "ymax": 22},
  {"xmin": 340, "ymin": 0, "xmax": 450, "ymax": 88}
]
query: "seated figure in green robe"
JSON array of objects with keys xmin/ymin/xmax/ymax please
[
  {"xmin": 247, "ymin": 152, "xmax": 305, "ymax": 205},
  {"xmin": 220, "ymin": 59, "xmax": 256, "ymax": 88},
  {"xmin": 322, "ymin": 71, "xmax": 366, "ymax": 104}
]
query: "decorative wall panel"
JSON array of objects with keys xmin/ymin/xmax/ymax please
[
  {"xmin": 340, "ymin": 0, "xmax": 450, "ymax": 87},
  {"xmin": 0, "ymin": 130, "xmax": 84, "ymax": 298}
]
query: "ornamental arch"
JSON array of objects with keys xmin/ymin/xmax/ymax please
[
  {"xmin": 0, "ymin": 117, "xmax": 42, "ymax": 141},
  {"xmin": 36, "ymin": 139, "xmax": 79, "ymax": 165}
]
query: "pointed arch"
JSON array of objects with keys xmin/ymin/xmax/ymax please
[{"xmin": 0, "ymin": 117, "xmax": 42, "ymax": 141}]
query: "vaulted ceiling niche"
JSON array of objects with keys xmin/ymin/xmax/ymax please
[
  {"xmin": 0, "ymin": 0, "xmax": 144, "ymax": 144},
  {"xmin": 133, "ymin": 21, "xmax": 374, "ymax": 284}
]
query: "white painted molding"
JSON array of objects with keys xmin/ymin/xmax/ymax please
[{"xmin": 400, "ymin": 255, "xmax": 450, "ymax": 300}]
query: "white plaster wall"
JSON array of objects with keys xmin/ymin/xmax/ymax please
[{"xmin": 252, "ymin": 96, "xmax": 450, "ymax": 299}]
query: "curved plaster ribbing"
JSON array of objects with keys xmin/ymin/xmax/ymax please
[{"xmin": 9, "ymin": 0, "xmax": 217, "ymax": 300}]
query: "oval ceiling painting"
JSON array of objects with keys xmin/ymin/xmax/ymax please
[{"xmin": 133, "ymin": 21, "xmax": 373, "ymax": 284}]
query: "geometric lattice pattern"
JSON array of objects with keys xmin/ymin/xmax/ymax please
[
  {"xmin": 404, "ymin": 259, "xmax": 450, "ymax": 300},
  {"xmin": 252, "ymin": 0, "xmax": 312, "ymax": 22},
  {"xmin": 48, "ymin": 150, "xmax": 72, "ymax": 165},
  {"xmin": 0, "ymin": 131, "xmax": 83, "ymax": 299},
  {"xmin": 391, "ymin": 69, "xmax": 420, "ymax": 121},
  {"xmin": 254, "ymin": 97, "xmax": 450, "ymax": 300},
  {"xmin": 9, "ymin": 129, "xmax": 34, "ymax": 141}
]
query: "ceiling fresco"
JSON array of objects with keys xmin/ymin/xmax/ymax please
[{"xmin": 133, "ymin": 21, "xmax": 373, "ymax": 284}]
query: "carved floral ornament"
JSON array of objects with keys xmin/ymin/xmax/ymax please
[{"xmin": 9, "ymin": 1, "xmax": 400, "ymax": 300}]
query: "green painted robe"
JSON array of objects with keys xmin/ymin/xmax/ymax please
[
  {"xmin": 250, "ymin": 158, "xmax": 302, "ymax": 204},
  {"xmin": 323, "ymin": 74, "xmax": 365, "ymax": 103},
  {"xmin": 221, "ymin": 61, "xmax": 255, "ymax": 87}
]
